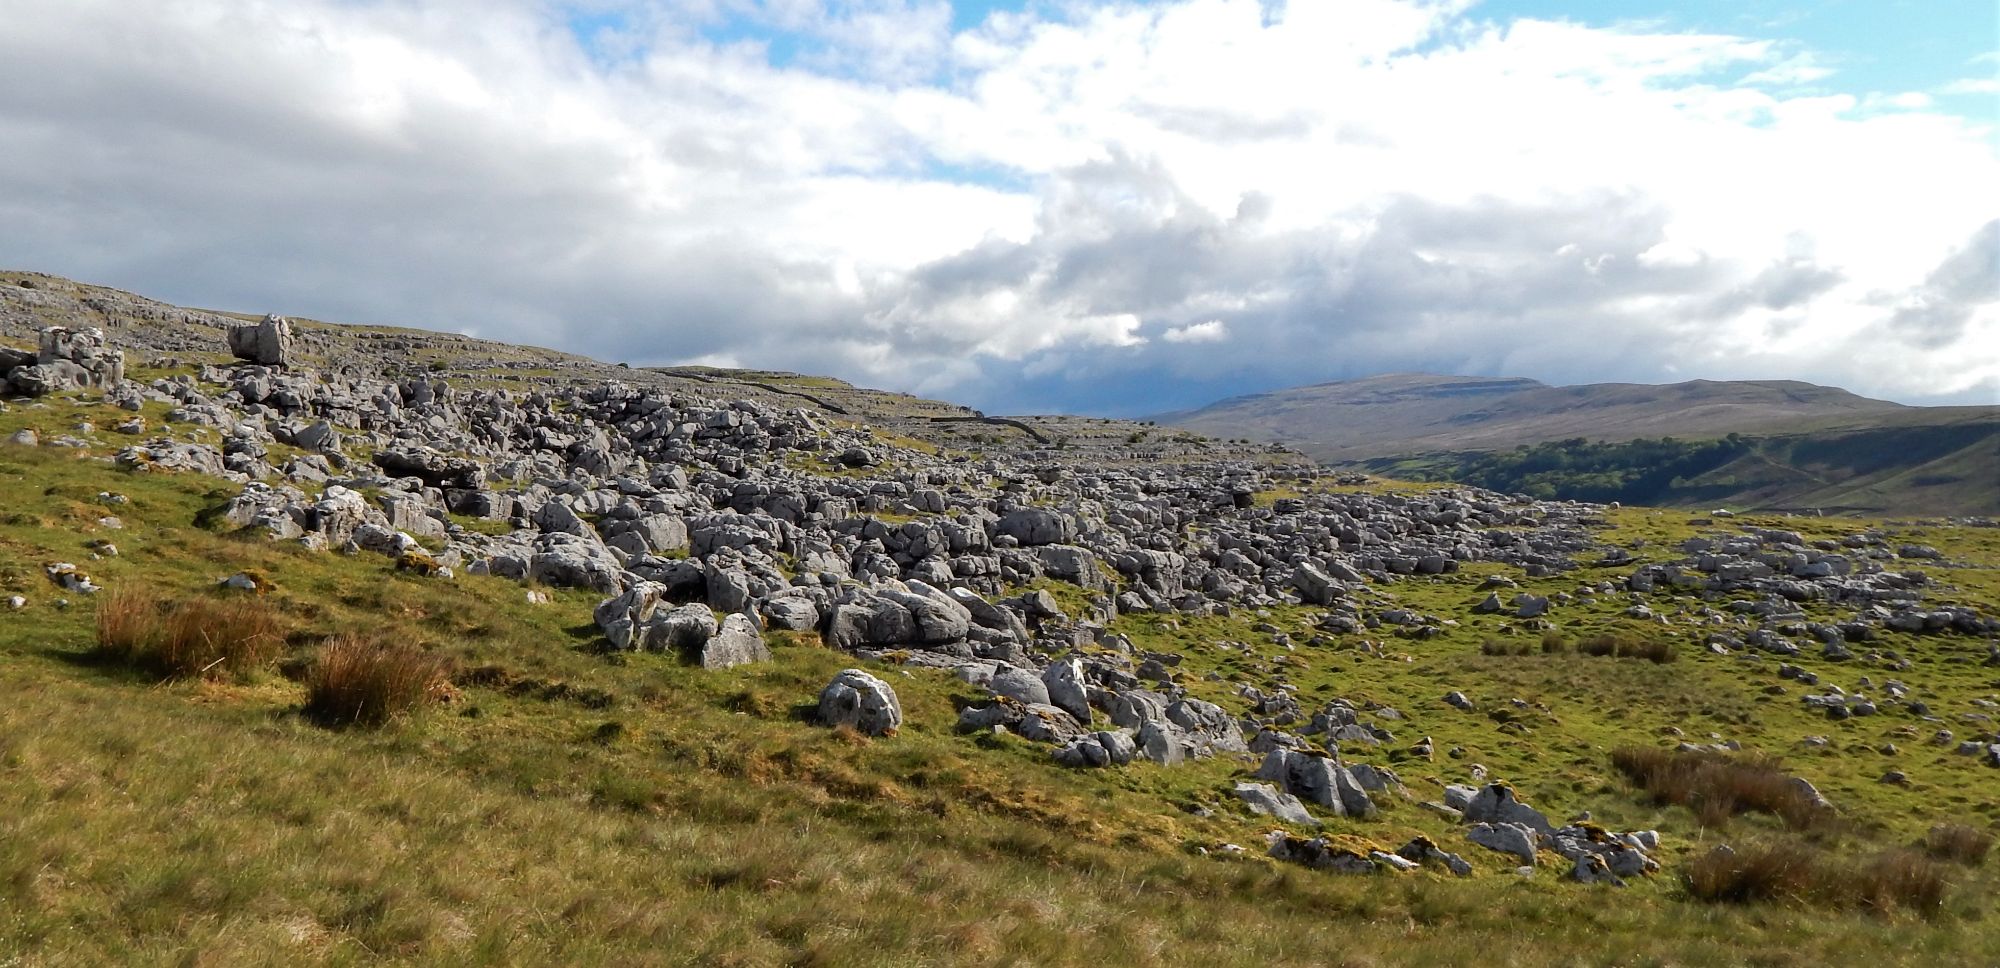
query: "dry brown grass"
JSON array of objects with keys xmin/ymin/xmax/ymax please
[
  {"xmin": 1682, "ymin": 843, "xmax": 1817, "ymax": 904},
  {"xmin": 93, "ymin": 587, "xmax": 154, "ymax": 659},
  {"xmin": 93, "ymin": 588, "xmax": 284, "ymax": 679},
  {"xmin": 1575, "ymin": 634, "xmax": 1676, "ymax": 663},
  {"xmin": 1486, "ymin": 633, "xmax": 1673, "ymax": 663},
  {"xmin": 1851, "ymin": 850, "xmax": 1951, "ymax": 914},
  {"xmin": 303, "ymin": 635, "xmax": 450, "ymax": 727},
  {"xmin": 1922, "ymin": 823, "xmax": 1994, "ymax": 866},
  {"xmin": 1683, "ymin": 844, "xmax": 1952, "ymax": 915},
  {"xmin": 1611, "ymin": 747, "xmax": 1827, "ymax": 830},
  {"xmin": 1614, "ymin": 638, "xmax": 1677, "ymax": 663}
]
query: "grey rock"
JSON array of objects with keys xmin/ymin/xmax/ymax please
[
  {"xmin": 650, "ymin": 602, "xmax": 720, "ymax": 653},
  {"xmin": 1041, "ymin": 657, "xmax": 1092, "ymax": 724},
  {"xmin": 995, "ymin": 507, "xmax": 1075, "ymax": 546},
  {"xmin": 817, "ymin": 668, "xmax": 903, "ymax": 736},
  {"xmin": 1234, "ymin": 781, "xmax": 1318, "ymax": 825},
  {"xmin": 700, "ymin": 613, "xmax": 770, "ymax": 669},
  {"xmin": 1460, "ymin": 783, "xmax": 1555, "ymax": 836},
  {"xmin": 761, "ymin": 595, "xmax": 820, "ymax": 632},
  {"xmin": 989, "ymin": 666, "xmax": 1051, "ymax": 706},
  {"xmin": 1396, "ymin": 837, "xmax": 1474, "ymax": 876},
  {"xmin": 1257, "ymin": 748, "xmax": 1376, "ymax": 817},
  {"xmin": 1265, "ymin": 832, "xmax": 1382, "ymax": 875},
  {"xmin": 1053, "ymin": 730, "xmax": 1138, "ymax": 768},
  {"xmin": 1466, "ymin": 822, "xmax": 1540, "ymax": 866},
  {"xmin": 227, "ymin": 314, "xmax": 295, "ymax": 367}
]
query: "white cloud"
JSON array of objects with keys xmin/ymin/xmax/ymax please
[
  {"xmin": 1162, "ymin": 320, "xmax": 1229, "ymax": 343},
  {"xmin": 0, "ymin": 0, "xmax": 1994, "ymax": 415},
  {"xmin": 1940, "ymin": 77, "xmax": 2000, "ymax": 95}
]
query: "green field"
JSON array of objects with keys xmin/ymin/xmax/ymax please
[{"xmin": 2, "ymin": 387, "xmax": 1998, "ymax": 965}]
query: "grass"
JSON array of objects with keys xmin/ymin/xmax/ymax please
[
  {"xmin": 302, "ymin": 635, "xmax": 451, "ymax": 728},
  {"xmin": 93, "ymin": 586, "xmax": 286, "ymax": 680},
  {"xmin": 1922, "ymin": 824, "xmax": 1993, "ymax": 866},
  {"xmin": 1483, "ymin": 633, "xmax": 1674, "ymax": 663},
  {"xmin": 1611, "ymin": 747, "xmax": 1829, "ymax": 830},
  {"xmin": 4, "ymin": 391, "xmax": 2000, "ymax": 963},
  {"xmin": 1682, "ymin": 843, "xmax": 1952, "ymax": 915}
]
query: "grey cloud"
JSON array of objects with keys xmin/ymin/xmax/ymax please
[
  {"xmin": 1, "ymin": 1, "xmax": 1992, "ymax": 420},
  {"xmin": 1885, "ymin": 220, "xmax": 1999, "ymax": 348},
  {"xmin": 867, "ymin": 181, "xmax": 1760, "ymax": 412},
  {"xmin": 1703, "ymin": 258, "xmax": 1845, "ymax": 318}
]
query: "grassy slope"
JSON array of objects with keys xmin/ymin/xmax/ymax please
[
  {"xmin": 1157, "ymin": 374, "xmax": 1947, "ymax": 460},
  {"xmin": 2, "ymin": 390, "xmax": 1998, "ymax": 965},
  {"xmin": 1359, "ymin": 421, "xmax": 2000, "ymax": 516},
  {"xmin": 1162, "ymin": 373, "xmax": 1998, "ymax": 515}
]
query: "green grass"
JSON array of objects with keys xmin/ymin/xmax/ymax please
[{"xmin": 2, "ymin": 402, "xmax": 1998, "ymax": 964}]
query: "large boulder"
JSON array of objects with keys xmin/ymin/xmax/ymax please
[
  {"xmin": 958, "ymin": 699, "xmax": 1089, "ymax": 745},
  {"xmin": 374, "ymin": 447, "xmax": 484, "ymax": 489},
  {"xmin": 595, "ymin": 582, "xmax": 670, "ymax": 649},
  {"xmin": 5, "ymin": 327, "xmax": 123, "ymax": 395},
  {"xmin": 760, "ymin": 595, "xmax": 821, "ymax": 632},
  {"xmin": 700, "ymin": 613, "xmax": 770, "ymax": 669},
  {"xmin": 989, "ymin": 666, "xmax": 1051, "ymax": 706},
  {"xmin": 1166, "ymin": 697, "xmax": 1247, "ymax": 755},
  {"xmin": 878, "ymin": 584, "xmax": 971, "ymax": 643},
  {"xmin": 1257, "ymin": 748, "xmax": 1376, "ymax": 817},
  {"xmin": 1041, "ymin": 657, "xmax": 1091, "ymax": 723},
  {"xmin": 528, "ymin": 535, "xmax": 626, "ymax": 593},
  {"xmin": 1053, "ymin": 730, "xmax": 1137, "ymax": 768},
  {"xmin": 995, "ymin": 508, "xmax": 1075, "ymax": 546},
  {"xmin": 817, "ymin": 669, "xmax": 903, "ymax": 736},
  {"xmin": 1293, "ymin": 563, "xmax": 1341, "ymax": 606},
  {"xmin": 227, "ymin": 314, "xmax": 295, "ymax": 367},
  {"xmin": 648, "ymin": 603, "xmax": 719, "ymax": 653},
  {"xmin": 1467, "ymin": 822, "xmax": 1540, "ymax": 866},
  {"xmin": 1035, "ymin": 544, "xmax": 1106, "ymax": 591},
  {"xmin": 1235, "ymin": 781, "xmax": 1318, "ymax": 825},
  {"xmin": 1460, "ymin": 783, "xmax": 1555, "ymax": 836}
]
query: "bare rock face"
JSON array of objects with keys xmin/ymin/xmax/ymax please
[{"xmin": 228, "ymin": 314, "xmax": 294, "ymax": 367}]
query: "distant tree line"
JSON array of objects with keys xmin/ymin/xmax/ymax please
[{"xmin": 1407, "ymin": 435, "xmax": 1754, "ymax": 503}]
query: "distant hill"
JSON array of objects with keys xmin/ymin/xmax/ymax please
[{"xmin": 1160, "ymin": 373, "xmax": 2000, "ymax": 515}]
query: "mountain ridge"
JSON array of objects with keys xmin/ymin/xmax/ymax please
[{"xmin": 1160, "ymin": 372, "xmax": 1997, "ymax": 514}]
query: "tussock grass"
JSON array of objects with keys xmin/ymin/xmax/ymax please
[
  {"xmin": 1684, "ymin": 844, "xmax": 1952, "ymax": 916},
  {"xmin": 1577, "ymin": 634, "xmax": 1676, "ymax": 663},
  {"xmin": 1612, "ymin": 747, "xmax": 1826, "ymax": 830},
  {"xmin": 1683, "ymin": 843, "xmax": 1817, "ymax": 904},
  {"xmin": 1614, "ymin": 638, "xmax": 1677, "ymax": 663},
  {"xmin": 303, "ymin": 635, "xmax": 450, "ymax": 727},
  {"xmin": 1485, "ymin": 633, "xmax": 1673, "ymax": 663},
  {"xmin": 1922, "ymin": 824, "xmax": 1993, "ymax": 866},
  {"xmin": 93, "ymin": 587, "xmax": 284, "ymax": 679}
]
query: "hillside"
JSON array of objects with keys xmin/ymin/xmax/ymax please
[
  {"xmin": 2, "ymin": 272, "xmax": 1999, "ymax": 965},
  {"xmin": 1160, "ymin": 373, "xmax": 1999, "ymax": 515},
  {"xmin": 0, "ymin": 269, "xmax": 1237, "ymax": 468}
]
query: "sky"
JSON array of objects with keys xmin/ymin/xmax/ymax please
[{"xmin": 0, "ymin": 1, "xmax": 1995, "ymax": 416}]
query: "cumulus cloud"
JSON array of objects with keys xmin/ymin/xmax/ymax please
[
  {"xmin": 1880, "ymin": 220, "xmax": 2000, "ymax": 350},
  {"xmin": 0, "ymin": 0, "xmax": 1994, "ymax": 415},
  {"xmin": 1163, "ymin": 320, "xmax": 1228, "ymax": 344}
]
